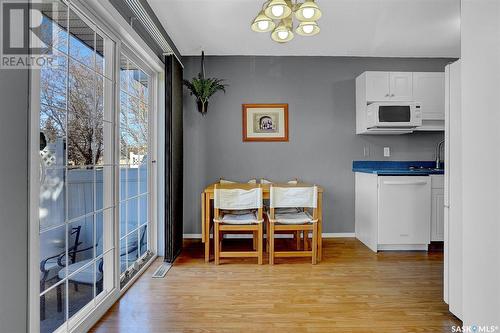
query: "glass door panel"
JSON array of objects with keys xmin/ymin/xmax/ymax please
[
  {"xmin": 119, "ymin": 53, "xmax": 152, "ymax": 287},
  {"xmin": 37, "ymin": 1, "xmax": 115, "ymax": 332}
]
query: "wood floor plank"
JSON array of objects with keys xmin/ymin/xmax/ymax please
[{"xmin": 91, "ymin": 238, "xmax": 461, "ymax": 333}]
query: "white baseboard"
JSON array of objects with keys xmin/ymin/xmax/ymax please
[
  {"xmin": 377, "ymin": 244, "xmax": 428, "ymax": 251},
  {"xmin": 323, "ymin": 232, "xmax": 355, "ymax": 238},
  {"xmin": 183, "ymin": 232, "xmax": 355, "ymax": 239}
]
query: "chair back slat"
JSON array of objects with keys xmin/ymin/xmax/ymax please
[
  {"xmin": 270, "ymin": 185, "xmax": 318, "ymax": 209},
  {"xmin": 214, "ymin": 184, "xmax": 263, "ymax": 210}
]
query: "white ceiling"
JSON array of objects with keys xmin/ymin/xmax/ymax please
[{"xmin": 147, "ymin": 0, "xmax": 460, "ymax": 58}]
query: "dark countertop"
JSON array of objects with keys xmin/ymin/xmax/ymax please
[{"xmin": 352, "ymin": 161, "xmax": 445, "ymax": 176}]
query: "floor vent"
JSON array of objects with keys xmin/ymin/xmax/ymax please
[{"xmin": 152, "ymin": 262, "xmax": 172, "ymax": 278}]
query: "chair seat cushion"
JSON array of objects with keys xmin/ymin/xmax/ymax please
[
  {"xmin": 265, "ymin": 208, "xmax": 302, "ymax": 216},
  {"xmin": 216, "ymin": 212, "xmax": 262, "ymax": 224},
  {"xmin": 275, "ymin": 207, "xmax": 300, "ymax": 214},
  {"xmin": 58, "ymin": 259, "xmax": 103, "ymax": 284},
  {"xmin": 273, "ymin": 211, "xmax": 316, "ymax": 224}
]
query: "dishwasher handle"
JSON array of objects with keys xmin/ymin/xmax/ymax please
[{"xmin": 383, "ymin": 180, "xmax": 429, "ymax": 186}]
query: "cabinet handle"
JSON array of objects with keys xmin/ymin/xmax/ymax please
[
  {"xmin": 390, "ymin": 94, "xmax": 395, "ymax": 97},
  {"xmin": 383, "ymin": 180, "xmax": 428, "ymax": 185},
  {"xmin": 385, "ymin": 93, "xmax": 389, "ymax": 97}
]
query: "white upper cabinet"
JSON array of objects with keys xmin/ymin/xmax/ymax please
[
  {"xmin": 365, "ymin": 72, "xmax": 391, "ymax": 101},
  {"xmin": 413, "ymin": 72, "xmax": 445, "ymax": 120},
  {"xmin": 364, "ymin": 71, "xmax": 413, "ymax": 101},
  {"xmin": 356, "ymin": 70, "xmax": 445, "ymax": 133},
  {"xmin": 389, "ymin": 72, "xmax": 413, "ymax": 101}
]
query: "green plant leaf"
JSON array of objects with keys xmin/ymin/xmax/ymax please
[{"xmin": 183, "ymin": 73, "xmax": 227, "ymax": 107}]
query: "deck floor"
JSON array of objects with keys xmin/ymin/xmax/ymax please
[{"xmin": 91, "ymin": 238, "xmax": 461, "ymax": 333}]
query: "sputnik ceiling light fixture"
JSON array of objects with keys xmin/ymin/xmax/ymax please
[{"xmin": 251, "ymin": 0, "xmax": 322, "ymax": 43}]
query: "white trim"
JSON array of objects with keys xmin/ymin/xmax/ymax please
[
  {"xmin": 322, "ymin": 233, "xmax": 356, "ymax": 238},
  {"xmin": 149, "ymin": 56, "xmax": 159, "ymax": 258},
  {"xmin": 183, "ymin": 233, "xmax": 356, "ymax": 239},
  {"xmin": 377, "ymin": 244, "xmax": 429, "ymax": 251},
  {"xmin": 112, "ymin": 19, "xmax": 122, "ymax": 305}
]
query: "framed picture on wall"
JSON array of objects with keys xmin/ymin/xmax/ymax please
[{"xmin": 242, "ymin": 104, "xmax": 289, "ymax": 142}]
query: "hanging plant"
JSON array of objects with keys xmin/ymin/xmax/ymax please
[
  {"xmin": 183, "ymin": 51, "xmax": 227, "ymax": 115},
  {"xmin": 183, "ymin": 74, "xmax": 227, "ymax": 115}
]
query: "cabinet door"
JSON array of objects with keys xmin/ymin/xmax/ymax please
[
  {"xmin": 413, "ymin": 72, "xmax": 445, "ymax": 120},
  {"xmin": 389, "ymin": 72, "xmax": 413, "ymax": 101},
  {"xmin": 431, "ymin": 188, "xmax": 445, "ymax": 241},
  {"xmin": 365, "ymin": 72, "xmax": 390, "ymax": 101}
]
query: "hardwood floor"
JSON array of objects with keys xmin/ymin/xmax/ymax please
[{"xmin": 91, "ymin": 238, "xmax": 461, "ymax": 333}]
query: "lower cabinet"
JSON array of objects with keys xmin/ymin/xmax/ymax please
[
  {"xmin": 355, "ymin": 172, "xmax": 433, "ymax": 252},
  {"xmin": 431, "ymin": 175, "xmax": 445, "ymax": 241}
]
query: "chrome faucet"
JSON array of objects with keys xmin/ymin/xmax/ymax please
[{"xmin": 435, "ymin": 140, "xmax": 445, "ymax": 169}]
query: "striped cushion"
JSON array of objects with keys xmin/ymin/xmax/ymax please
[
  {"xmin": 215, "ymin": 212, "xmax": 262, "ymax": 224},
  {"xmin": 276, "ymin": 207, "xmax": 300, "ymax": 214},
  {"xmin": 272, "ymin": 211, "xmax": 316, "ymax": 224}
]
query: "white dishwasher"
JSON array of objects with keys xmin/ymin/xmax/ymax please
[{"xmin": 378, "ymin": 176, "xmax": 431, "ymax": 248}]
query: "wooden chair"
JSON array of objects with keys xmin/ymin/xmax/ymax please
[
  {"xmin": 267, "ymin": 184, "xmax": 319, "ymax": 265},
  {"xmin": 260, "ymin": 178, "xmax": 303, "ymax": 249},
  {"xmin": 213, "ymin": 183, "xmax": 264, "ymax": 265}
]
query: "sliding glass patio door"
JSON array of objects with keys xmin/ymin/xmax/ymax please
[{"xmin": 32, "ymin": 1, "xmax": 159, "ymax": 331}]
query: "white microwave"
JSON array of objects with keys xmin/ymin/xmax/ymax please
[{"xmin": 366, "ymin": 102, "xmax": 422, "ymax": 129}]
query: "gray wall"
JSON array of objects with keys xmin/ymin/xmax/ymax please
[
  {"xmin": 0, "ymin": 69, "xmax": 29, "ymax": 331},
  {"xmin": 183, "ymin": 56, "xmax": 451, "ymax": 234}
]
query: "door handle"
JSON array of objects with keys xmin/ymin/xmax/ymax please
[{"xmin": 383, "ymin": 181, "xmax": 428, "ymax": 185}]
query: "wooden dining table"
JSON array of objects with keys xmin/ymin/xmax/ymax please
[{"xmin": 201, "ymin": 183, "xmax": 324, "ymax": 263}]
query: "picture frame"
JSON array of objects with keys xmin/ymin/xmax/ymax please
[{"xmin": 242, "ymin": 103, "xmax": 289, "ymax": 142}]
